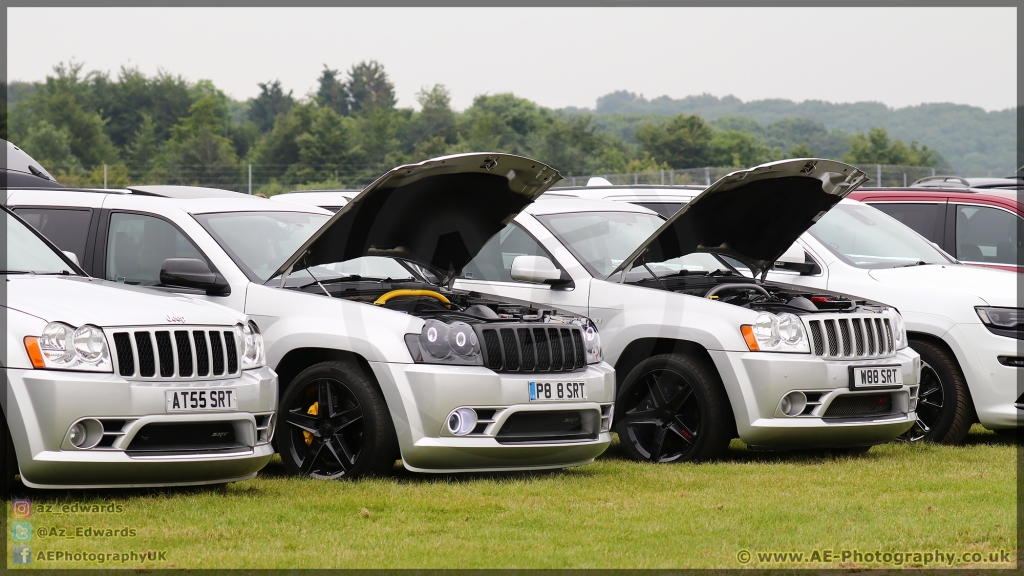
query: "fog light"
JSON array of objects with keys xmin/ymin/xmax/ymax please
[
  {"xmin": 67, "ymin": 418, "xmax": 103, "ymax": 449},
  {"xmin": 446, "ymin": 408, "xmax": 478, "ymax": 436},
  {"xmin": 69, "ymin": 422, "xmax": 87, "ymax": 447},
  {"xmin": 780, "ymin": 392, "xmax": 807, "ymax": 417}
]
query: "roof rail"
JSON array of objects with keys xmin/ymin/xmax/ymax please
[{"xmin": 910, "ymin": 175, "xmax": 970, "ymax": 187}]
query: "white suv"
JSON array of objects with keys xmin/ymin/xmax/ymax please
[
  {"xmin": 291, "ymin": 160, "xmax": 922, "ymax": 461},
  {"xmin": 552, "ymin": 178, "xmax": 1018, "ymax": 443},
  {"xmin": 2, "ymin": 206, "xmax": 276, "ymax": 492},
  {"xmin": 7, "ymin": 153, "xmax": 616, "ymax": 478}
]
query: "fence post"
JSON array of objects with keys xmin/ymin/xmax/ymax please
[
  {"xmin": 571, "ymin": 176, "xmax": 576, "ymax": 186},
  {"xmin": 903, "ymin": 173, "xmax": 907, "ymax": 187},
  {"xmin": 660, "ymin": 169, "xmax": 664, "ymax": 185},
  {"xmin": 670, "ymin": 171, "xmax": 674, "ymax": 185},
  {"xmin": 704, "ymin": 167, "xmax": 710, "ymax": 186},
  {"xmin": 634, "ymin": 174, "xmax": 638, "ymax": 185},
  {"xmin": 248, "ymin": 164, "xmax": 252, "ymax": 195},
  {"xmin": 103, "ymin": 163, "xmax": 107, "ymax": 189},
  {"xmin": 930, "ymin": 167, "xmax": 936, "ymax": 177},
  {"xmin": 876, "ymin": 164, "xmax": 882, "ymax": 187}
]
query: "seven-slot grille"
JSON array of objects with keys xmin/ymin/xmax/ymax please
[
  {"xmin": 478, "ymin": 324, "xmax": 587, "ymax": 373},
  {"xmin": 805, "ymin": 315, "xmax": 895, "ymax": 359},
  {"xmin": 111, "ymin": 327, "xmax": 240, "ymax": 379}
]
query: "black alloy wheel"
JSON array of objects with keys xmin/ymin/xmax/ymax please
[
  {"xmin": 905, "ymin": 359, "xmax": 945, "ymax": 441},
  {"xmin": 615, "ymin": 354, "xmax": 731, "ymax": 463},
  {"xmin": 900, "ymin": 339, "xmax": 972, "ymax": 444},
  {"xmin": 278, "ymin": 361, "xmax": 397, "ymax": 479}
]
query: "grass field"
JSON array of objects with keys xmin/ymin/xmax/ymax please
[{"xmin": 6, "ymin": 425, "xmax": 1017, "ymax": 569}]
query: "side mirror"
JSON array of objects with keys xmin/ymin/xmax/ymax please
[
  {"xmin": 61, "ymin": 251, "xmax": 80, "ymax": 268},
  {"xmin": 160, "ymin": 258, "xmax": 230, "ymax": 295},
  {"xmin": 773, "ymin": 244, "xmax": 819, "ymax": 275},
  {"xmin": 510, "ymin": 255, "xmax": 572, "ymax": 287}
]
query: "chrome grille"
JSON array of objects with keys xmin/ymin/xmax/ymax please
[
  {"xmin": 478, "ymin": 323, "xmax": 587, "ymax": 373},
  {"xmin": 804, "ymin": 314, "xmax": 896, "ymax": 359},
  {"xmin": 110, "ymin": 327, "xmax": 240, "ymax": 380}
]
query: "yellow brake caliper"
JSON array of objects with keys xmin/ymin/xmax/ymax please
[{"xmin": 303, "ymin": 402, "xmax": 318, "ymax": 446}]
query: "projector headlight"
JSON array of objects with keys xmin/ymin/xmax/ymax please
[
  {"xmin": 741, "ymin": 313, "xmax": 810, "ymax": 353},
  {"xmin": 25, "ymin": 322, "xmax": 113, "ymax": 372},
  {"xmin": 580, "ymin": 318, "xmax": 603, "ymax": 364},
  {"xmin": 238, "ymin": 320, "xmax": 266, "ymax": 369},
  {"xmin": 405, "ymin": 319, "xmax": 483, "ymax": 366}
]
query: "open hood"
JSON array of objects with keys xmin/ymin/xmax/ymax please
[
  {"xmin": 270, "ymin": 153, "xmax": 561, "ymax": 285},
  {"xmin": 612, "ymin": 159, "xmax": 867, "ymax": 278}
]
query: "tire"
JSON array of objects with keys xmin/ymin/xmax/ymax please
[
  {"xmin": 614, "ymin": 353, "xmax": 732, "ymax": 463},
  {"xmin": 904, "ymin": 339, "xmax": 972, "ymax": 444},
  {"xmin": 277, "ymin": 361, "xmax": 398, "ymax": 479}
]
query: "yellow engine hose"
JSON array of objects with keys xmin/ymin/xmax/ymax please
[{"xmin": 373, "ymin": 289, "xmax": 451, "ymax": 308}]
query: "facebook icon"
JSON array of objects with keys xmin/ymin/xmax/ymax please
[{"xmin": 13, "ymin": 546, "xmax": 32, "ymax": 565}]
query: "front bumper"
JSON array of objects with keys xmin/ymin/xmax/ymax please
[
  {"xmin": 710, "ymin": 348, "xmax": 920, "ymax": 448},
  {"xmin": 369, "ymin": 361, "xmax": 616, "ymax": 472},
  {"xmin": 3, "ymin": 367, "xmax": 277, "ymax": 488},
  {"xmin": 948, "ymin": 324, "xmax": 1021, "ymax": 430}
]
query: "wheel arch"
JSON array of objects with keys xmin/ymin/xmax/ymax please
[
  {"xmin": 275, "ymin": 347, "xmax": 377, "ymax": 398},
  {"xmin": 907, "ymin": 331, "xmax": 979, "ymax": 424}
]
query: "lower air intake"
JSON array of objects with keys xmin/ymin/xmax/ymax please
[
  {"xmin": 823, "ymin": 394, "xmax": 894, "ymax": 418},
  {"xmin": 495, "ymin": 410, "xmax": 597, "ymax": 444},
  {"xmin": 126, "ymin": 422, "xmax": 238, "ymax": 453}
]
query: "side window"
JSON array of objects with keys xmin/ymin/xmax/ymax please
[
  {"xmin": 13, "ymin": 208, "xmax": 92, "ymax": 263},
  {"xmin": 106, "ymin": 212, "xmax": 207, "ymax": 285},
  {"xmin": 955, "ymin": 205, "xmax": 1020, "ymax": 265},
  {"xmin": 461, "ymin": 223, "xmax": 556, "ymax": 283},
  {"xmin": 868, "ymin": 202, "xmax": 943, "ymax": 243}
]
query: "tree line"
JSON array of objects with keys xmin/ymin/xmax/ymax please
[{"xmin": 3, "ymin": 60, "xmax": 950, "ymax": 194}]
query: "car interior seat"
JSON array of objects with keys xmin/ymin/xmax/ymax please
[{"xmin": 958, "ymin": 243, "xmax": 984, "ymax": 262}]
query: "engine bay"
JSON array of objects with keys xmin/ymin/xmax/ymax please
[{"xmin": 626, "ymin": 271, "xmax": 886, "ymax": 315}]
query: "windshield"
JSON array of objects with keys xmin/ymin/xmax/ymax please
[
  {"xmin": 5, "ymin": 211, "xmax": 78, "ymax": 275},
  {"xmin": 536, "ymin": 211, "xmax": 730, "ymax": 279},
  {"xmin": 195, "ymin": 211, "xmax": 331, "ymax": 281},
  {"xmin": 808, "ymin": 203, "xmax": 951, "ymax": 268},
  {"xmin": 194, "ymin": 211, "xmax": 416, "ymax": 284}
]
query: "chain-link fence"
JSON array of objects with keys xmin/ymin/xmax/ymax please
[{"xmin": 43, "ymin": 162, "xmax": 1015, "ymax": 195}]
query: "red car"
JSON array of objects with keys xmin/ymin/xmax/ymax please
[{"xmin": 848, "ymin": 186, "xmax": 1022, "ymax": 273}]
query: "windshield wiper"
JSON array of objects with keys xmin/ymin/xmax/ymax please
[
  {"xmin": 296, "ymin": 275, "xmax": 408, "ymax": 290},
  {"xmin": 0, "ymin": 270, "xmax": 72, "ymax": 275},
  {"xmin": 0, "ymin": 270, "xmax": 32, "ymax": 275},
  {"xmin": 898, "ymin": 261, "xmax": 930, "ymax": 268}
]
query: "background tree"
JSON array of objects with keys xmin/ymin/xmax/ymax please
[
  {"xmin": 634, "ymin": 113, "xmax": 713, "ymax": 168},
  {"xmin": 844, "ymin": 127, "xmax": 948, "ymax": 168},
  {"xmin": 346, "ymin": 60, "xmax": 396, "ymax": 115},
  {"xmin": 248, "ymin": 79, "xmax": 294, "ymax": 133},
  {"xmin": 316, "ymin": 65, "xmax": 349, "ymax": 116},
  {"xmin": 708, "ymin": 130, "xmax": 773, "ymax": 167}
]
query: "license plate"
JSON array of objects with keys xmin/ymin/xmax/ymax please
[
  {"xmin": 165, "ymin": 389, "xmax": 237, "ymax": 412},
  {"xmin": 529, "ymin": 381, "xmax": 586, "ymax": 402},
  {"xmin": 849, "ymin": 366, "xmax": 903, "ymax": 390}
]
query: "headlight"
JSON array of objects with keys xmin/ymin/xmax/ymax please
[
  {"xmin": 976, "ymin": 306, "xmax": 1024, "ymax": 337},
  {"xmin": 24, "ymin": 322, "xmax": 112, "ymax": 372},
  {"xmin": 238, "ymin": 320, "xmax": 266, "ymax": 369},
  {"xmin": 741, "ymin": 313, "xmax": 809, "ymax": 353},
  {"xmin": 890, "ymin": 310, "xmax": 908, "ymax": 349},
  {"xmin": 405, "ymin": 319, "xmax": 483, "ymax": 366},
  {"xmin": 579, "ymin": 318, "xmax": 603, "ymax": 364}
]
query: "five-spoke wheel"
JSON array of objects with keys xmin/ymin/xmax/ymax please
[
  {"xmin": 615, "ymin": 353, "xmax": 731, "ymax": 463},
  {"xmin": 901, "ymin": 340, "xmax": 971, "ymax": 444},
  {"xmin": 278, "ymin": 361, "xmax": 397, "ymax": 479}
]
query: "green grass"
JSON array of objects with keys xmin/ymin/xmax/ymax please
[{"xmin": 7, "ymin": 425, "xmax": 1017, "ymax": 569}]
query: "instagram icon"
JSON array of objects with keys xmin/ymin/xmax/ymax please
[{"xmin": 12, "ymin": 498, "xmax": 31, "ymax": 518}]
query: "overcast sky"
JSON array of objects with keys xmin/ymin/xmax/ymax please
[{"xmin": 7, "ymin": 7, "xmax": 1017, "ymax": 112}]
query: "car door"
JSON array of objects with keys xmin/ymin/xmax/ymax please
[
  {"xmin": 453, "ymin": 218, "xmax": 591, "ymax": 318},
  {"xmin": 949, "ymin": 201, "xmax": 1022, "ymax": 272}
]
